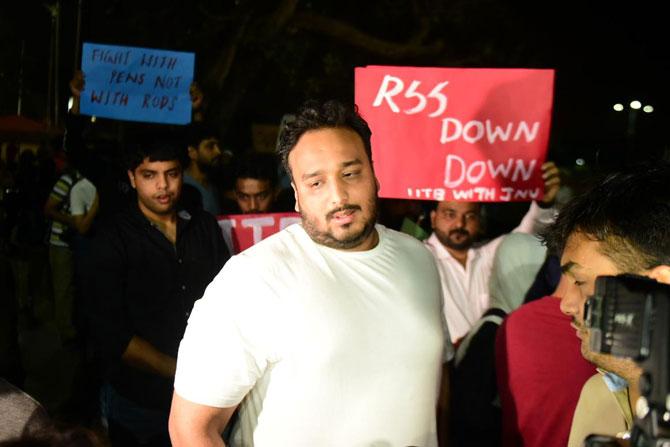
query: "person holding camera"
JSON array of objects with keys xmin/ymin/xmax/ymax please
[{"xmin": 542, "ymin": 161, "xmax": 670, "ymax": 446}]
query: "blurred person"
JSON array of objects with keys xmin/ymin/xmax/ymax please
[
  {"xmin": 169, "ymin": 100, "xmax": 451, "ymax": 446},
  {"xmin": 0, "ymin": 423, "xmax": 105, "ymax": 447},
  {"xmin": 523, "ymin": 254, "xmax": 562, "ymax": 303},
  {"xmin": 182, "ymin": 123, "xmax": 224, "ymax": 216},
  {"xmin": 541, "ymin": 161, "xmax": 670, "ymax": 446},
  {"xmin": 0, "ymin": 377, "xmax": 50, "ymax": 442},
  {"xmin": 83, "ymin": 137, "xmax": 229, "ymax": 446},
  {"xmin": 451, "ymin": 232, "xmax": 546, "ymax": 447},
  {"xmin": 189, "ymin": 82, "xmax": 207, "ymax": 123},
  {"xmin": 425, "ymin": 161, "xmax": 561, "ymax": 344},
  {"xmin": 495, "ymin": 278, "xmax": 596, "ymax": 447},
  {"xmin": 43, "ymin": 153, "xmax": 99, "ymax": 342},
  {"xmin": 231, "ymin": 151, "xmax": 279, "ymax": 214}
]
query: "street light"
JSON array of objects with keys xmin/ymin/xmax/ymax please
[{"xmin": 612, "ymin": 99, "xmax": 653, "ymax": 151}]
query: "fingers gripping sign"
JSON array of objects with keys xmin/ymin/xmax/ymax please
[{"xmin": 540, "ymin": 161, "xmax": 561, "ymax": 206}]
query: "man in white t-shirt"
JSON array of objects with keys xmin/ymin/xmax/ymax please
[
  {"xmin": 424, "ymin": 163, "xmax": 560, "ymax": 343},
  {"xmin": 69, "ymin": 176, "xmax": 99, "ymax": 234},
  {"xmin": 43, "ymin": 168, "xmax": 98, "ymax": 341},
  {"xmin": 169, "ymin": 100, "xmax": 452, "ymax": 447}
]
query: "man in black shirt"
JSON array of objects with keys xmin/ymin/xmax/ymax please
[{"xmin": 83, "ymin": 136, "xmax": 229, "ymax": 446}]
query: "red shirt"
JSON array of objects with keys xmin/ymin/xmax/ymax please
[{"xmin": 496, "ymin": 296, "xmax": 596, "ymax": 447}]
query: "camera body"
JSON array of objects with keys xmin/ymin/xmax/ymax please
[{"xmin": 584, "ymin": 274, "xmax": 670, "ymax": 447}]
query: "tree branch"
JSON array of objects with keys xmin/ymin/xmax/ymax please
[
  {"xmin": 291, "ymin": 11, "xmax": 444, "ymax": 58},
  {"xmin": 267, "ymin": 0, "xmax": 300, "ymax": 32}
]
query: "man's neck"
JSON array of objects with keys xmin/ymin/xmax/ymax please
[
  {"xmin": 138, "ymin": 201, "xmax": 178, "ymax": 242},
  {"xmin": 446, "ymin": 246, "xmax": 469, "ymax": 268},
  {"xmin": 186, "ymin": 164, "xmax": 208, "ymax": 186}
]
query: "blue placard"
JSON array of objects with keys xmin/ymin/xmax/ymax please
[{"xmin": 80, "ymin": 42, "xmax": 195, "ymax": 125}]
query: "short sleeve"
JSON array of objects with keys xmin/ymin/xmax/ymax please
[
  {"xmin": 174, "ymin": 256, "xmax": 277, "ymax": 408},
  {"xmin": 69, "ymin": 181, "xmax": 87, "ymax": 215}
]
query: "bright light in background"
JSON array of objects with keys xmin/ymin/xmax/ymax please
[
  {"xmin": 67, "ymin": 97, "xmax": 74, "ymax": 111},
  {"xmin": 613, "ymin": 103, "xmax": 624, "ymax": 112},
  {"xmin": 643, "ymin": 105, "xmax": 654, "ymax": 113},
  {"xmin": 91, "ymin": 116, "xmax": 97, "ymax": 123},
  {"xmin": 575, "ymin": 158, "xmax": 585, "ymax": 166},
  {"xmin": 630, "ymin": 100, "xmax": 642, "ymax": 110}
]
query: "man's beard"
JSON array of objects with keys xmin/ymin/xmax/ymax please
[
  {"xmin": 197, "ymin": 157, "xmax": 220, "ymax": 175},
  {"xmin": 434, "ymin": 228, "xmax": 474, "ymax": 251},
  {"xmin": 301, "ymin": 199, "xmax": 378, "ymax": 250}
]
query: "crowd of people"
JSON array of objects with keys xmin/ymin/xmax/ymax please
[{"xmin": 1, "ymin": 80, "xmax": 669, "ymax": 447}]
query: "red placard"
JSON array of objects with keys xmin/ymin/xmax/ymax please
[
  {"xmin": 217, "ymin": 212, "xmax": 301, "ymax": 255},
  {"xmin": 355, "ymin": 66, "xmax": 554, "ymax": 202}
]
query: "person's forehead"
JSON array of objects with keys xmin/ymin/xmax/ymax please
[
  {"xmin": 236, "ymin": 177, "xmax": 271, "ymax": 193},
  {"xmin": 437, "ymin": 201, "xmax": 480, "ymax": 213},
  {"xmin": 288, "ymin": 128, "xmax": 367, "ymax": 173},
  {"xmin": 198, "ymin": 137, "xmax": 219, "ymax": 147},
  {"xmin": 137, "ymin": 158, "xmax": 180, "ymax": 172},
  {"xmin": 560, "ymin": 232, "xmax": 620, "ymax": 276}
]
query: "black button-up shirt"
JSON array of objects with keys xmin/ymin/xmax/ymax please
[{"xmin": 83, "ymin": 204, "xmax": 229, "ymax": 410}]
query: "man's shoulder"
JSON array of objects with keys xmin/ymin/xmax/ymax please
[
  {"xmin": 92, "ymin": 206, "xmax": 140, "ymax": 242},
  {"xmin": 239, "ymin": 223, "xmax": 306, "ymax": 259},
  {"xmin": 72, "ymin": 176, "xmax": 95, "ymax": 191},
  {"xmin": 181, "ymin": 208, "xmax": 218, "ymax": 228},
  {"xmin": 384, "ymin": 226, "xmax": 431, "ymax": 254}
]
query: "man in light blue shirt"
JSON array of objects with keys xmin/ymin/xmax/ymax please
[{"xmin": 182, "ymin": 123, "xmax": 223, "ymax": 216}]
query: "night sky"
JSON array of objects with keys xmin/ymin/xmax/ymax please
[{"xmin": 1, "ymin": 1, "xmax": 667, "ymax": 169}]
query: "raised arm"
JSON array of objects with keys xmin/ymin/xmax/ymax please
[{"xmin": 513, "ymin": 161, "xmax": 561, "ymax": 234}]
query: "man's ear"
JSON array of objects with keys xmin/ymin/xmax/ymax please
[
  {"xmin": 291, "ymin": 182, "xmax": 299, "ymax": 213},
  {"xmin": 647, "ymin": 265, "xmax": 670, "ymax": 285},
  {"xmin": 429, "ymin": 210, "xmax": 436, "ymax": 230},
  {"xmin": 127, "ymin": 170, "xmax": 136, "ymax": 189}
]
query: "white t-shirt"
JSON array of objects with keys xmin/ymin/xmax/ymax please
[
  {"xmin": 175, "ymin": 224, "xmax": 451, "ymax": 447},
  {"xmin": 424, "ymin": 202, "xmax": 556, "ymax": 343},
  {"xmin": 69, "ymin": 178, "xmax": 96, "ymax": 216}
]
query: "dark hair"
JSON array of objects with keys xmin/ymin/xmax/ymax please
[
  {"xmin": 233, "ymin": 151, "xmax": 278, "ymax": 187},
  {"xmin": 542, "ymin": 161, "xmax": 670, "ymax": 271},
  {"xmin": 277, "ymin": 100, "xmax": 372, "ymax": 179},
  {"xmin": 125, "ymin": 132, "xmax": 183, "ymax": 172},
  {"xmin": 184, "ymin": 122, "xmax": 219, "ymax": 149}
]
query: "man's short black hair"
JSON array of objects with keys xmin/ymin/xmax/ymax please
[
  {"xmin": 184, "ymin": 122, "xmax": 219, "ymax": 149},
  {"xmin": 233, "ymin": 151, "xmax": 279, "ymax": 188},
  {"xmin": 277, "ymin": 100, "xmax": 373, "ymax": 179},
  {"xmin": 126, "ymin": 133, "xmax": 183, "ymax": 172},
  {"xmin": 542, "ymin": 161, "xmax": 670, "ymax": 271}
]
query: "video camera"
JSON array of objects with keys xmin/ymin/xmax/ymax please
[{"xmin": 583, "ymin": 274, "xmax": 670, "ymax": 447}]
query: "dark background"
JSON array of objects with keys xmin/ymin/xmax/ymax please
[{"xmin": 1, "ymin": 0, "xmax": 667, "ymax": 169}]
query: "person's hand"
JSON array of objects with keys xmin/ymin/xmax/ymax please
[
  {"xmin": 190, "ymin": 82, "xmax": 204, "ymax": 111},
  {"xmin": 69, "ymin": 70, "xmax": 85, "ymax": 98},
  {"xmin": 89, "ymin": 192, "xmax": 100, "ymax": 215},
  {"xmin": 540, "ymin": 161, "xmax": 560, "ymax": 207},
  {"xmin": 69, "ymin": 71, "xmax": 85, "ymax": 114}
]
